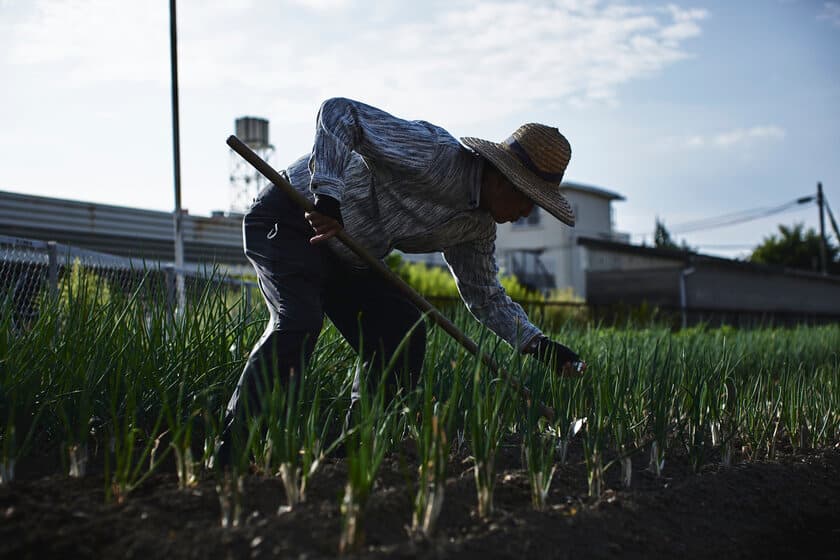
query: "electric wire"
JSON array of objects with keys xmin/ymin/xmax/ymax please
[
  {"xmin": 668, "ymin": 204, "xmax": 792, "ymax": 231},
  {"xmin": 631, "ymin": 196, "xmax": 815, "ymax": 238},
  {"xmin": 668, "ymin": 197, "xmax": 815, "ymax": 234}
]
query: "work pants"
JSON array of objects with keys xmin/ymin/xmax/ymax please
[{"xmin": 219, "ymin": 181, "xmax": 426, "ymax": 462}]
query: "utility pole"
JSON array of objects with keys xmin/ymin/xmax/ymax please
[
  {"xmin": 169, "ymin": 0, "xmax": 185, "ymax": 312},
  {"xmin": 817, "ymin": 182, "xmax": 827, "ymax": 275}
]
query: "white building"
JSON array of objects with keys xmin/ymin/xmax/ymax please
[{"xmin": 495, "ymin": 182, "xmax": 626, "ymax": 298}]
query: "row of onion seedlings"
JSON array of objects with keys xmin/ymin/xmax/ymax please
[{"xmin": 1, "ymin": 263, "xmax": 838, "ymax": 553}]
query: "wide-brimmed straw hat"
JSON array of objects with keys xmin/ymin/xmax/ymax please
[{"xmin": 461, "ymin": 124, "xmax": 575, "ymax": 226}]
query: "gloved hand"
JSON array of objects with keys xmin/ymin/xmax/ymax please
[{"xmin": 526, "ymin": 335, "xmax": 586, "ymax": 378}]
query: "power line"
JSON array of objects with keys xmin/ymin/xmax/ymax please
[
  {"xmin": 669, "ymin": 196, "xmax": 815, "ymax": 234},
  {"xmin": 631, "ymin": 195, "xmax": 816, "ymax": 238},
  {"xmin": 670, "ymin": 204, "xmax": 792, "ymax": 231}
]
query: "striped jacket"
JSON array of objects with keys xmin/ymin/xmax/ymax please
[{"xmin": 285, "ymin": 97, "xmax": 541, "ymax": 350}]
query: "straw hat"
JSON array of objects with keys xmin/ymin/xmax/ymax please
[{"xmin": 461, "ymin": 124, "xmax": 575, "ymax": 226}]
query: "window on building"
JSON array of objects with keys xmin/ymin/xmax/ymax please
[{"xmin": 512, "ymin": 206, "xmax": 540, "ymax": 228}]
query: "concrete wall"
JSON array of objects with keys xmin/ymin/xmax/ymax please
[
  {"xmin": 587, "ymin": 268, "xmax": 683, "ymax": 307},
  {"xmin": 584, "ymin": 245, "xmax": 685, "ymax": 272},
  {"xmin": 581, "ymin": 235, "xmax": 840, "ymax": 318},
  {"xmin": 586, "ymin": 260, "xmax": 840, "ymax": 316},
  {"xmin": 687, "ymin": 262, "xmax": 840, "ymax": 314}
]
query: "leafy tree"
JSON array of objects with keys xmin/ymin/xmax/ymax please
[
  {"xmin": 654, "ymin": 218, "xmax": 693, "ymax": 252},
  {"xmin": 750, "ymin": 223, "xmax": 839, "ymax": 274}
]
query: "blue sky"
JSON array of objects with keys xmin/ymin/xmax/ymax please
[{"xmin": 1, "ymin": 0, "xmax": 838, "ymax": 258}]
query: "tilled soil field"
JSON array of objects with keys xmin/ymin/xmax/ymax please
[{"xmin": 2, "ymin": 444, "xmax": 839, "ymax": 560}]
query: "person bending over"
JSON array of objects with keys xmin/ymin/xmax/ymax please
[{"xmin": 219, "ymin": 97, "xmax": 586, "ymax": 462}]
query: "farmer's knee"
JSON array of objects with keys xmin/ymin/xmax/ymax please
[
  {"xmin": 388, "ymin": 313, "xmax": 426, "ymax": 392},
  {"xmin": 250, "ymin": 327, "xmax": 320, "ymax": 376},
  {"xmin": 406, "ymin": 317, "xmax": 427, "ymax": 373}
]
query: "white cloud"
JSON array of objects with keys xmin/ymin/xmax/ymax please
[
  {"xmin": 713, "ymin": 126, "xmax": 785, "ymax": 147},
  {"xmin": 818, "ymin": 2, "xmax": 840, "ymax": 27},
  {"xmin": 658, "ymin": 125, "xmax": 786, "ymax": 151},
  {"xmin": 288, "ymin": 0, "xmax": 350, "ymax": 11},
  {"xmin": 5, "ymin": 0, "xmax": 709, "ymax": 125},
  {"xmin": 6, "ymin": 0, "xmax": 168, "ymax": 84}
]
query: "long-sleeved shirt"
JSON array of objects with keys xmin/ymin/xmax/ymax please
[{"xmin": 284, "ymin": 97, "xmax": 541, "ymax": 350}]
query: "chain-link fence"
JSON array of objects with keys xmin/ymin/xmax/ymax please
[
  {"xmin": 4, "ymin": 234, "xmax": 836, "ymax": 334},
  {"xmin": 0, "ymin": 235, "xmax": 258, "ymax": 330}
]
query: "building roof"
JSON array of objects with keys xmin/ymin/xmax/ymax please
[
  {"xmin": 577, "ymin": 236, "xmax": 840, "ymax": 285},
  {"xmin": 560, "ymin": 181, "xmax": 625, "ymax": 201},
  {"xmin": 0, "ymin": 189, "xmax": 245, "ymax": 265}
]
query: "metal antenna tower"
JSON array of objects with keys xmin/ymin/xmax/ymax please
[{"xmin": 229, "ymin": 116, "xmax": 274, "ymax": 213}]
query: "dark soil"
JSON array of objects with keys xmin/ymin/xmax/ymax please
[{"xmin": 2, "ymin": 444, "xmax": 839, "ymax": 560}]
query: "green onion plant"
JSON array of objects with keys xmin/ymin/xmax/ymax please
[
  {"xmin": 339, "ymin": 359, "xmax": 406, "ymax": 554},
  {"xmin": 466, "ymin": 351, "xmax": 513, "ymax": 518},
  {"xmin": 581, "ymin": 365, "xmax": 612, "ymax": 498},
  {"xmin": 103, "ymin": 365, "xmax": 168, "ymax": 504},
  {"xmin": 409, "ymin": 351, "xmax": 462, "ymax": 537},
  {"xmin": 522, "ymin": 371, "xmax": 557, "ymax": 511},
  {"xmin": 646, "ymin": 338, "xmax": 674, "ymax": 477},
  {"xmin": 255, "ymin": 351, "xmax": 339, "ymax": 510}
]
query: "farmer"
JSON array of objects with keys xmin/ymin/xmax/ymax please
[{"xmin": 220, "ymin": 97, "xmax": 584, "ymax": 459}]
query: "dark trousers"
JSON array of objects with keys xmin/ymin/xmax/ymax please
[{"xmin": 219, "ymin": 182, "xmax": 426, "ymax": 459}]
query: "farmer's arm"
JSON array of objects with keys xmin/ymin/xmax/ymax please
[
  {"xmin": 444, "ymin": 237, "xmax": 584, "ymax": 376},
  {"xmin": 306, "ymin": 97, "xmax": 441, "ymax": 242},
  {"xmin": 442, "ymin": 237, "xmax": 542, "ymax": 352},
  {"xmin": 308, "ymin": 97, "xmax": 440, "ymax": 204}
]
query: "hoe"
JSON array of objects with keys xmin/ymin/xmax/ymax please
[{"xmin": 227, "ymin": 134, "xmax": 559, "ymax": 420}]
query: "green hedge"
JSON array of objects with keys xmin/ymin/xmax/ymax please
[{"xmin": 386, "ymin": 254, "xmax": 588, "ymax": 329}]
